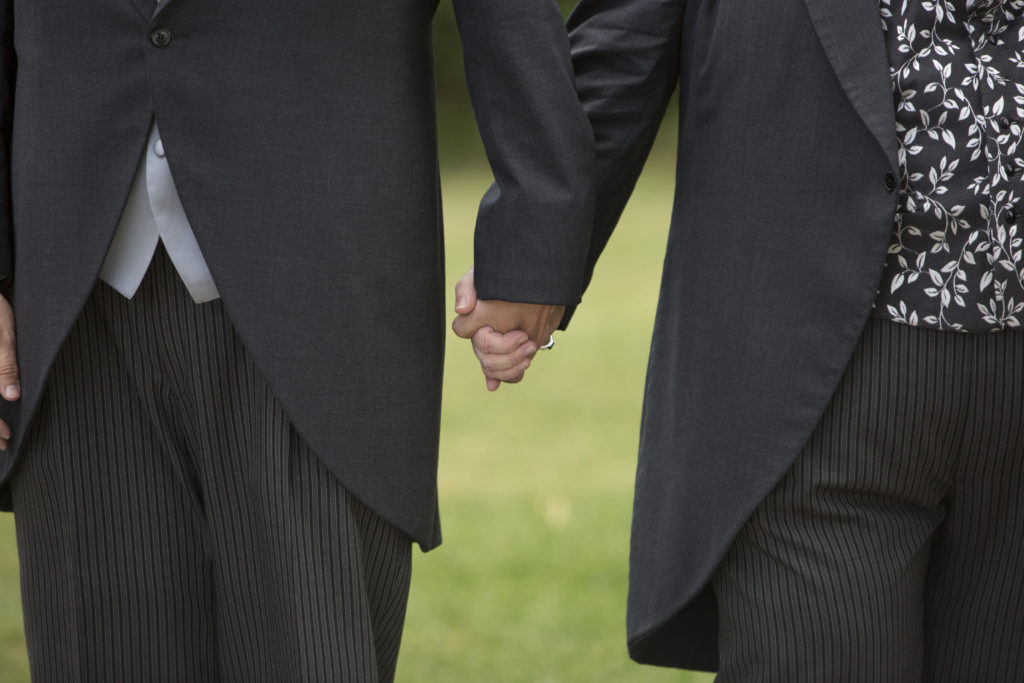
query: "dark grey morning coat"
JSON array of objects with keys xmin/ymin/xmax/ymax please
[
  {"xmin": 0, "ymin": 0, "xmax": 596, "ymax": 551},
  {"xmin": 480, "ymin": 0, "xmax": 900, "ymax": 671}
]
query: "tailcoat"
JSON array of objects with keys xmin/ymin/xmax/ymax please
[
  {"xmin": 475, "ymin": 0, "xmax": 900, "ymax": 669},
  {"xmin": 0, "ymin": 0, "xmax": 596, "ymax": 550}
]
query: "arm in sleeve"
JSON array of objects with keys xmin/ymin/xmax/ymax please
[
  {"xmin": 566, "ymin": 0, "xmax": 685, "ymax": 316},
  {"xmin": 0, "ymin": 0, "xmax": 14, "ymax": 290},
  {"xmin": 453, "ymin": 0, "xmax": 597, "ymax": 306}
]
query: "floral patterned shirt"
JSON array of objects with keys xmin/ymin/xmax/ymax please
[{"xmin": 875, "ymin": 0, "xmax": 1024, "ymax": 330}]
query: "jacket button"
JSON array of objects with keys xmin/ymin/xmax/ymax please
[
  {"xmin": 884, "ymin": 172, "xmax": 897, "ymax": 193},
  {"xmin": 150, "ymin": 27, "xmax": 172, "ymax": 47}
]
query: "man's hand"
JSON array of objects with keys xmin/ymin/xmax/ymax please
[
  {"xmin": 452, "ymin": 267, "xmax": 565, "ymax": 346},
  {"xmin": 0, "ymin": 294, "xmax": 18, "ymax": 450},
  {"xmin": 451, "ymin": 267, "xmax": 564, "ymax": 391}
]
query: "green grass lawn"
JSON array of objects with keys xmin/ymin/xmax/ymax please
[
  {"xmin": 396, "ymin": 120, "xmax": 712, "ymax": 682},
  {"xmin": 0, "ymin": 121, "xmax": 713, "ymax": 682}
]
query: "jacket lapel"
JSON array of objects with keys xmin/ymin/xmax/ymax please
[{"xmin": 802, "ymin": 0, "xmax": 898, "ymax": 170}]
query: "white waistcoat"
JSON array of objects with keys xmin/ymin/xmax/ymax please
[{"xmin": 99, "ymin": 124, "xmax": 220, "ymax": 303}]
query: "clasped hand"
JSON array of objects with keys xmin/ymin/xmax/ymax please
[
  {"xmin": 0, "ymin": 294, "xmax": 17, "ymax": 450},
  {"xmin": 451, "ymin": 267, "xmax": 564, "ymax": 391}
]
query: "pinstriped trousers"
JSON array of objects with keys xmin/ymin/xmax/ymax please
[
  {"xmin": 10, "ymin": 245, "xmax": 412, "ymax": 683},
  {"xmin": 712, "ymin": 317, "xmax": 1024, "ymax": 682}
]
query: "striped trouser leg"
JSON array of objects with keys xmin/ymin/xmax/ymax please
[
  {"xmin": 10, "ymin": 244, "xmax": 412, "ymax": 683},
  {"xmin": 711, "ymin": 317, "xmax": 1024, "ymax": 682}
]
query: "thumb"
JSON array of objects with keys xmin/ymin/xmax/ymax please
[
  {"xmin": 0, "ymin": 296, "xmax": 19, "ymax": 402},
  {"xmin": 454, "ymin": 266, "xmax": 477, "ymax": 315},
  {"xmin": 452, "ymin": 311, "xmax": 486, "ymax": 340}
]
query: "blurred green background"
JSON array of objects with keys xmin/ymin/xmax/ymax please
[{"xmin": 0, "ymin": 3, "xmax": 714, "ymax": 682}]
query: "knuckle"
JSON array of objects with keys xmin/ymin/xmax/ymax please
[
  {"xmin": 496, "ymin": 365, "xmax": 528, "ymax": 382},
  {"xmin": 482, "ymin": 359, "xmax": 509, "ymax": 373}
]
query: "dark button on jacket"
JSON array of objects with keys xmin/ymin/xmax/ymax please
[{"xmin": 150, "ymin": 27, "xmax": 171, "ymax": 47}]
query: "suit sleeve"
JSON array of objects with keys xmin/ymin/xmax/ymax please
[
  {"xmin": 0, "ymin": 0, "xmax": 14, "ymax": 290},
  {"xmin": 453, "ymin": 0, "xmax": 597, "ymax": 306},
  {"xmin": 565, "ymin": 0, "xmax": 685, "ymax": 319}
]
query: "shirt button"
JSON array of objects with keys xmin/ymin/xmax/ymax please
[
  {"xmin": 1001, "ymin": 116, "xmax": 1014, "ymax": 131},
  {"xmin": 1006, "ymin": 163, "xmax": 1018, "ymax": 177},
  {"xmin": 884, "ymin": 173, "xmax": 897, "ymax": 193},
  {"xmin": 150, "ymin": 27, "xmax": 172, "ymax": 47},
  {"xmin": 1006, "ymin": 207, "xmax": 1017, "ymax": 224},
  {"xmin": 154, "ymin": 138, "xmax": 166, "ymax": 158}
]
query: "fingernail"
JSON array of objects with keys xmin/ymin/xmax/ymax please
[
  {"xmin": 456, "ymin": 297, "xmax": 466, "ymax": 310},
  {"xmin": 3, "ymin": 385, "xmax": 19, "ymax": 400}
]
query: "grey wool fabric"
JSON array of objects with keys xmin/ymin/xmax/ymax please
[
  {"xmin": 0, "ymin": 0, "xmax": 596, "ymax": 550},
  {"xmin": 465, "ymin": 0, "xmax": 1024, "ymax": 672},
  {"xmin": 12, "ymin": 246, "xmax": 413, "ymax": 683},
  {"xmin": 528, "ymin": 0, "xmax": 898, "ymax": 667}
]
